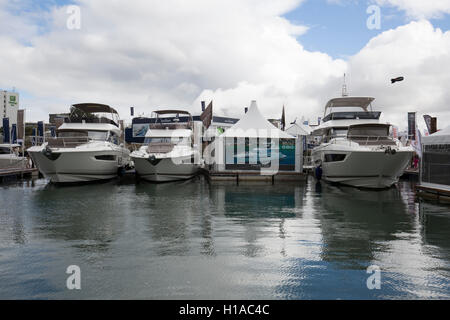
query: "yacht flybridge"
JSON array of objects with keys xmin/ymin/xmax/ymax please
[
  {"xmin": 27, "ymin": 103, "xmax": 130, "ymax": 183},
  {"xmin": 312, "ymin": 96, "xmax": 414, "ymax": 189},
  {"xmin": 131, "ymin": 110, "xmax": 201, "ymax": 182}
]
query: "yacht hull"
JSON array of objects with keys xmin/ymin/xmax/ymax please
[
  {"xmin": 133, "ymin": 156, "xmax": 199, "ymax": 182},
  {"xmin": 313, "ymin": 150, "xmax": 413, "ymax": 189},
  {"xmin": 28, "ymin": 147, "xmax": 130, "ymax": 183}
]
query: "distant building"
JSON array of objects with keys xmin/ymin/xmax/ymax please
[{"xmin": 1, "ymin": 90, "xmax": 19, "ymax": 125}]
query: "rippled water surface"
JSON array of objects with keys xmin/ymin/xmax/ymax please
[{"xmin": 0, "ymin": 176, "xmax": 449, "ymax": 299}]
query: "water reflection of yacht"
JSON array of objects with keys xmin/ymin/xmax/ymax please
[
  {"xmin": 316, "ymin": 183, "xmax": 414, "ymax": 264},
  {"xmin": 419, "ymin": 201, "xmax": 450, "ymax": 258},
  {"xmin": 134, "ymin": 180, "xmax": 204, "ymax": 255},
  {"xmin": 27, "ymin": 103, "xmax": 130, "ymax": 183},
  {"xmin": 0, "ymin": 143, "xmax": 26, "ymax": 169},
  {"xmin": 131, "ymin": 110, "xmax": 201, "ymax": 182},
  {"xmin": 30, "ymin": 181, "xmax": 122, "ymax": 252},
  {"xmin": 312, "ymin": 96, "xmax": 414, "ymax": 189}
]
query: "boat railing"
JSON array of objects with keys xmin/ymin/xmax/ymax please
[
  {"xmin": 326, "ymin": 135, "xmax": 397, "ymax": 146},
  {"xmin": 47, "ymin": 136, "xmax": 90, "ymax": 148}
]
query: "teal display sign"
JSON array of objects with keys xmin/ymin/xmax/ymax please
[{"xmin": 225, "ymin": 138, "xmax": 295, "ymax": 171}]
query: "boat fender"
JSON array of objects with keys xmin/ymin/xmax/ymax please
[
  {"xmin": 41, "ymin": 147, "xmax": 61, "ymax": 161},
  {"xmin": 147, "ymin": 155, "xmax": 161, "ymax": 166},
  {"xmin": 390, "ymin": 149, "xmax": 397, "ymax": 155},
  {"xmin": 42, "ymin": 146, "xmax": 52, "ymax": 157},
  {"xmin": 315, "ymin": 166, "xmax": 323, "ymax": 181}
]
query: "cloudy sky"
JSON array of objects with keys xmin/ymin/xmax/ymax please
[{"xmin": 1, "ymin": 0, "xmax": 449, "ymax": 130}]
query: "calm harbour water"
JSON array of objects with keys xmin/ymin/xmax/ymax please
[{"xmin": 0, "ymin": 176, "xmax": 449, "ymax": 299}]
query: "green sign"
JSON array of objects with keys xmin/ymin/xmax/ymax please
[{"xmin": 9, "ymin": 96, "xmax": 17, "ymax": 106}]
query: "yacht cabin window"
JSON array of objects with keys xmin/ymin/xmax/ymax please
[
  {"xmin": 58, "ymin": 130, "xmax": 108, "ymax": 141},
  {"xmin": 348, "ymin": 126, "xmax": 389, "ymax": 138},
  {"xmin": 323, "ymin": 128, "xmax": 348, "ymax": 143},
  {"xmin": 108, "ymin": 131, "xmax": 119, "ymax": 145},
  {"xmin": 330, "ymin": 128, "xmax": 348, "ymax": 137}
]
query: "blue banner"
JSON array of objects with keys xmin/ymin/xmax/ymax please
[
  {"xmin": 32, "ymin": 128, "xmax": 36, "ymax": 146},
  {"xmin": 3, "ymin": 118, "xmax": 10, "ymax": 143},
  {"xmin": 37, "ymin": 121, "xmax": 44, "ymax": 137},
  {"xmin": 11, "ymin": 124, "xmax": 17, "ymax": 144}
]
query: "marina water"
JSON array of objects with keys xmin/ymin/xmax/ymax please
[{"xmin": 0, "ymin": 177, "xmax": 449, "ymax": 299}]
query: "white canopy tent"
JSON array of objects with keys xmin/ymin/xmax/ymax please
[
  {"xmin": 286, "ymin": 123, "xmax": 312, "ymax": 136},
  {"xmin": 221, "ymin": 101, "xmax": 294, "ymax": 139},
  {"xmin": 422, "ymin": 126, "xmax": 450, "ymax": 145}
]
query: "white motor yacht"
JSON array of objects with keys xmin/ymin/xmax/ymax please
[
  {"xmin": 131, "ymin": 110, "xmax": 201, "ymax": 182},
  {"xmin": 312, "ymin": 96, "xmax": 414, "ymax": 189},
  {"xmin": 0, "ymin": 144, "xmax": 27, "ymax": 169},
  {"xmin": 27, "ymin": 103, "xmax": 130, "ymax": 183}
]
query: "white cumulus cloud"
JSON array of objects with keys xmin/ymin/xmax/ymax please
[
  {"xmin": 374, "ymin": 0, "xmax": 450, "ymax": 19},
  {"xmin": 0, "ymin": 0, "xmax": 449, "ymax": 132}
]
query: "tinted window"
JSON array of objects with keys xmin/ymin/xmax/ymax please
[{"xmin": 324, "ymin": 154, "xmax": 347, "ymax": 162}]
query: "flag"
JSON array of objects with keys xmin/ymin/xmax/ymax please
[
  {"xmin": 412, "ymin": 125, "xmax": 422, "ymax": 158},
  {"xmin": 423, "ymin": 115, "xmax": 432, "ymax": 133},
  {"xmin": 392, "ymin": 125, "xmax": 398, "ymax": 139},
  {"xmin": 407, "ymin": 112, "xmax": 416, "ymax": 141},
  {"xmin": 200, "ymin": 101, "xmax": 213, "ymax": 129}
]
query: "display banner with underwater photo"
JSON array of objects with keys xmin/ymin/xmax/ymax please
[
  {"xmin": 132, "ymin": 123, "xmax": 150, "ymax": 138},
  {"xmin": 279, "ymin": 138, "xmax": 296, "ymax": 171},
  {"xmin": 225, "ymin": 137, "xmax": 295, "ymax": 171}
]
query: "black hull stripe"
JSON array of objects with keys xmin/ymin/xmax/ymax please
[
  {"xmin": 325, "ymin": 175, "xmax": 395, "ymax": 178},
  {"xmin": 140, "ymin": 173, "xmax": 196, "ymax": 177},
  {"xmin": 44, "ymin": 172, "xmax": 117, "ymax": 176}
]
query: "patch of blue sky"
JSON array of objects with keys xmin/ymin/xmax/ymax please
[
  {"xmin": 5, "ymin": 0, "xmax": 76, "ymax": 41},
  {"xmin": 7, "ymin": 0, "xmax": 75, "ymax": 14},
  {"xmin": 284, "ymin": 0, "xmax": 450, "ymax": 59}
]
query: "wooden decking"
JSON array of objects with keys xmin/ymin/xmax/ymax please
[
  {"xmin": 0, "ymin": 167, "xmax": 39, "ymax": 182},
  {"xmin": 416, "ymin": 184, "xmax": 450, "ymax": 203}
]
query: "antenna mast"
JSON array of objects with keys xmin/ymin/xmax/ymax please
[{"xmin": 342, "ymin": 74, "xmax": 348, "ymax": 97}]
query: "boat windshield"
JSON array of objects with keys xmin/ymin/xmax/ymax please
[
  {"xmin": 323, "ymin": 111, "xmax": 381, "ymax": 123},
  {"xmin": 348, "ymin": 125, "xmax": 389, "ymax": 137},
  {"xmin": 58, "ymin": 130, "xmax": 108, "ymax": 141}
]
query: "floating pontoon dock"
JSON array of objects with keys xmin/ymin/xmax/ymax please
[
  {"xmin": 204, "ymin": 170, "xmax": 308, "ymax": 184},
  {"xmin": 0, "ymin": 167, "xmax": 39, "ymax": 182},
  {"xmin": 416, "ymin": 184, "xmax": 450, "ymax": 203}
]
